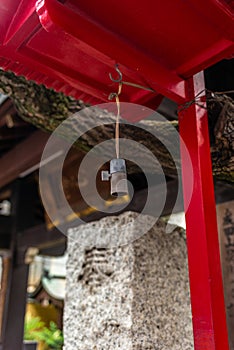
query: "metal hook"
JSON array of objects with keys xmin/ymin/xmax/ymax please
[{"xmin": 109, "ymin": 64, "xmax": 122, "ymax": 83}]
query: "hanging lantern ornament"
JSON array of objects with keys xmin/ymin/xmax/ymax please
[{"xmin": 101, "ymin": 65, "xmax": 129, "ymax": 197}]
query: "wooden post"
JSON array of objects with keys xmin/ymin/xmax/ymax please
[
  {"xmin": 217, "ymin": 201, "xmax": 234, "ymax": 350},
  {"xmin": 0, "ymin": 253, "xmax": 10, "ymax": 341},
  {"xmin": 178, "ymin": 72, "xmax": 229, "ymax": 349},
  {"xmin": 0, "ymin": 179, "xmax": 34, "ymax": 349}
]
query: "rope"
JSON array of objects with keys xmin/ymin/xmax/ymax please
[{"xmin": 115, "ymin": 83, "xmax": 122, "ymax": 158}]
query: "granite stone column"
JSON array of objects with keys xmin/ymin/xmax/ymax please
[{"xmin": 64, "ymin": 212, "xmax": 193, "ymax": 350}]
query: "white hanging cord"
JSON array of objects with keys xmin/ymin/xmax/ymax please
[
  {"xmin": 115, "ymin": 82, "xmax": 122, "ymax": 159},
  {"xmin": 109, "ymin": 81, "xmax": 122, "ymax": 159}
]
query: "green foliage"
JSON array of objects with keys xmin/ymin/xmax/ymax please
[
  {"xmin": 35, "ymin": 321, "xmax": 63, "ymax": 350},
  {"xmin": 24, "ymin": 316, "xmax": 45, "ymax": 341},
  {"xmin": 24, "ymin": 317, "xmax": 63, "ymax": 350}
]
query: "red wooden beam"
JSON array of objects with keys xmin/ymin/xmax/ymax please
[
  {"xmin": 179, "ymin": 72, "xmax": 229, "ymax": 349},
  {"xmin": 36, "ymin": 0, "xmax": 186, "ymax": 104}
]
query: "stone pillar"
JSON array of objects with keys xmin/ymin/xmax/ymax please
[
  {"xmin": 64, "ymin": 212, "xmax": 193, "ymax": 350},
  {"xmin": 217, "ymin": 201, "xmax": 234, "ymax": 350}
]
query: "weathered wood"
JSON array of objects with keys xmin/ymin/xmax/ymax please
[
  {"xmin": 0, "ymin": 253, "xmax": 10, "ymax": 341},
  {"xmin": 1, "ymin": 262, "xmax": 29, "ymax": 350},
  {"xmin": 0, "ymin": 69, "xmax": 233, "ymax": 182},
  {"xmin": 17, "ymin": 224, "xmax": 66, "ymax": 262},
  {"xmin": 211, "ymin": 96, "xmax": 234, "ymax": 183},
  {"xmin": 0, "ymin": 70, "xmax": 85, "ymax": 131},
  {"xmin": 0, "ymin": 130, "xmax": 50, "ymax": 188},
  {"xmin": 0, "ymin": 180, "xmax": 29, "ymax": 350}
]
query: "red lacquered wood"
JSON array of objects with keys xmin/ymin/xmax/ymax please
[
  {"xmin": 179, "ymin": 72, "xmax": 229, "ymax": 349},
  {"xmin": 0, "ymin": 1, "xmax": 233, "ymax": 108}
]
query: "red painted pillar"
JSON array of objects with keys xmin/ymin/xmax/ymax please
[{"xmin": 179, "ymin": 72, "xmax": 229, "ymax": 349}]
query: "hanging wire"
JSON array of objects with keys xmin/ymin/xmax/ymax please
[
  {"xmin": 178, "ymin": 88, "xmax": 234, "ymax": 112},
  {"xmin": 108, "ymin": 64, "xmax": 234, "ymax": 158},
  {"xmin": 178, "ymin": 89, "xmax": 207, "ymax": 112},
  {"xmin": 109, "ymin": 64, "xmax": 155, "ymax": 92},
  {"xmin": 109, "ymin": 64, "xmax": 122, "ymax": 83}
]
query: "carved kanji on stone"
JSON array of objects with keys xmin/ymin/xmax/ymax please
[{"xmin": 77, "ymin": 248, "xmax": 115, "ymax": 290}]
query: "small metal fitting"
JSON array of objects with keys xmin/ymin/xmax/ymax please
[{"xmin": 101, "ymin": 159, "xmax": 128, "ymax": 197}]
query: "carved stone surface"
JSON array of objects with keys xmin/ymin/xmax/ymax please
[{"xmin": 64, "ymin": 212, "xmax": 193, "ymax": 350}]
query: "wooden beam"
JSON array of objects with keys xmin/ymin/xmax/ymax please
[
  {"xmin": 0, "ymin": 98, "xmax": 15, "ymax": 116},
  {"xmin": 0, "ymin": 130, "xmax": 50, "ymax": 188},
  {"xmin": 179, "ymin": 72, "xmax": 229, "ymax": 349},
  {"xmin": 1, "ymin": 262, "xmax": 29, "ymax": 350},
  {"xmin": 17, "ymin": 224, "xmax": 66, "ymax": 262},
  {"xmin": 0, "ymin": 181, "xmax": 29, "ymax": 350},
  {"xmin": 0, "ymin": 125, "xmax": 35, "ymax": 140},
  {"xmin": 0, "ymin": 252, "xmax": 10, "ymax": 342}
]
